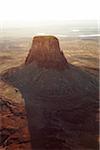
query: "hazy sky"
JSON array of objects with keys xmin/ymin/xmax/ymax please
[{"xmin": 0, "ymin": 0, "xmax": 99, "ymax": 27}]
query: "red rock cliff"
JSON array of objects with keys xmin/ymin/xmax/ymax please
[{"xmin": 25, "ymin": 36, "xmax": 68, "ymax": 70}]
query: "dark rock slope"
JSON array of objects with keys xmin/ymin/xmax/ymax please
[{"xmin": 1, "ymin": 36, "xmax": 99, "ymax": 150}]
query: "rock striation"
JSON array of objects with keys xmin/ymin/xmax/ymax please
[{"xmin": 25, "ymin": 36, "xmax": 68, "ymax": 70}]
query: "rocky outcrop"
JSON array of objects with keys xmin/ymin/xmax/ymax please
[
  {"xmin": 25, "ymin": 36, "xmax": 68, "ymax": 70},
  {"xmin": 0, "ymin": 96, "xmax": 32, "ymax": 150}
]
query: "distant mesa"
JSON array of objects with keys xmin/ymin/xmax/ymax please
[{"xmin": 25, "ymin": 36, "xmax": 68, "ymax": 70}]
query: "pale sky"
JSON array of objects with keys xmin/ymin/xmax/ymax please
[{"xmin": 0, "ymin": 0, "xmax": 99, "ymax": 27}]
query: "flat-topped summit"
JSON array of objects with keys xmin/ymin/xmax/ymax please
[{"xmin": 25, "ymin": 36, "xmax": 68, "ymax": 70}]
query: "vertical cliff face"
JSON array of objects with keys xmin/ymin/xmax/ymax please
[{"xmin": 25, "ymin": 36, "xmax": 68, "ymax": 70}]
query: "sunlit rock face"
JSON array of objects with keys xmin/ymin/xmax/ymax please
[{"xmin": 25, "ymin": 36, "xmax": 68, "ymax": 70}]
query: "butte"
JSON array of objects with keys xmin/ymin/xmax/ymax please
[{"xmin": 1, "ymin": 36, "xmax": 98, "ymax": 150}]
